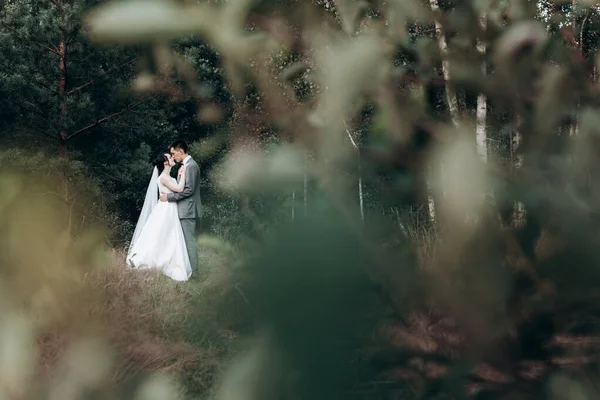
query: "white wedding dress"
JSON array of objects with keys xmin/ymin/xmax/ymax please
[{"xmin": 126, "ymin": 170, "xmax": 192, "ymax": 281}]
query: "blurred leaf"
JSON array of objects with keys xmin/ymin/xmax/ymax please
[
  {"xmin": 243, "ymin": 209, "xmax": 384, "ymax": 398},
  {"xmin": 333, "ymin": 0, "xmax": 369, "ymax": 34},
  {"xmin": 86, "ymin": 0, "xmax": 216, "ymax": 44},
  {"xmin": 493, "ymin": 21, "xmax": 547, "ymax": 72},
  {"xmin": 215, "ymin": 143, "xmax": 305, "ymax": 192}
]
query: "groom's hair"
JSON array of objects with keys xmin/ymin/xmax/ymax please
[{"xmin": 170, "ymin": 140, "xmax": 188, "ymax": 154}]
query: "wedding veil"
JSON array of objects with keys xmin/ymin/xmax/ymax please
[{"xmin": 127, "ymin": 166, "xmax": 159, "ymax": 257}]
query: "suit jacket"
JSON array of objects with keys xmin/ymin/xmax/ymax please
[{"xmin": 167, "ymin": 157, "xmax": 202, "ymax": 220}]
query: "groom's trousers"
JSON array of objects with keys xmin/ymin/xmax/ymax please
[{"xmin": 180, "ymin": 218, "xmax": 198, "ymax": 271}]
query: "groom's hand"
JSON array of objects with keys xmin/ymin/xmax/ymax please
[{"xmin": 159, "ymin": 192, "xmax": 168, "ymax": 202}]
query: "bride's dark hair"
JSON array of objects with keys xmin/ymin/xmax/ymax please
[{"xmin": 153, "ymin": 153, "xmax": 169, "ymax": 174}]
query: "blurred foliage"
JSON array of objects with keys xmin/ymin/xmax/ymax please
[
  {"xmin": 5, "ymin": 0, "xmax": 600, "ymax": 398},
  {"xmin": 0, "ymin": 149, "xmax": 122, "ymax": 237}
]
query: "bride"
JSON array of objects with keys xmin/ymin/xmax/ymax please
[{"xmin": 126, "ymin": 153, "xmax": 192, "ymax": 281}]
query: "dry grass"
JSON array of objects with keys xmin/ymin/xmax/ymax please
[
  {"xmin": 28, "ymin": 222, "xmax": 580, "ymax": 398},
  {"xmin": 35, "ymin": 247, "xmax": 241, "ymax": 397},
  {"xmin": 369, "ymin": 228, "xmax": 600, "ymax": 397}
]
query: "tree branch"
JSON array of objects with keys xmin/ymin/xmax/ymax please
[
  {"xmin": 1, "ymin": 25, "xmax": 60, "ymax": 56},
  {"xmin": 43, "ymin": 43, "xmax": 60, "ymax": 55},
  {"xmin": 65, "ymin": 28, "xmax": 80, "ymax": 46},
  {"xmin": 65, "ymin": 95, "xmax": 159, "ymax": 140},
  {"xmin": 66, "ymin": 57, "xmax": 139, "ymax": 95},
  {"xmin": 131, "ymin": 110, "xmax": 163, "ymax": 117},
  {"xmin": 580, "ymin": 10, "xmax": 590, "ymax": 57},
  {"xmin": 7, "ymin": 98, "xmax": 50, "ymax": 119},
  {"xmin": 343, "ymin": 119, "xmax": 359, "ymax": 149},
  {"xmin": 0, "ymin": 60, "xmax": 57, "ymax": 95},
  {"xmin": 15, "ymin": 118, "xmax": 55, "ymax": 139}
]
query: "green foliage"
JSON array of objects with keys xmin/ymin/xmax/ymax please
[
  {"xmin": 242, "ymin": 210, "xmax": 385, "ymax": 398},
  {"xmin": 0, "ymin": 0, "xmax": 232, "ymax": 236}
]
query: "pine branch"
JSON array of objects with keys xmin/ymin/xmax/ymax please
[
  {"xmin": 66, "ymin": 57, "xmax": 139, "ymax": 95},
  {"xmin": 15, "ymin": 118, "xmax": 55, "ymax": 139},
  {"xmin": 43, "ymin": 43, "xmax": 60, "ymax": 55},
  {"xmin": 65, "ymin": 28, "xmax": 80, "ymax": 46},
  {"xmin": 0, "ymin": 60, "xmax": 57, "ymax": 95},
  {"xmin": 48, "ymin": 0, "xmax": 61, "ymax": 9},
  {"xmin": 131, "ymin": 110, "xmax": 163, "ymax": 117},
  {"xmin": 7, "ymin": 98, "xmax": 50, "ymax": 120},
  {"xmin": 65, "ymin": 95, "xmax": 159, "ymax": 140},
  {"xmin": 1, "ymin": 24, "xmax": 60, "ymax": 56},
  {"xmin": 31, "ymin": 78, "xmax": 55, "ymax": 94}
]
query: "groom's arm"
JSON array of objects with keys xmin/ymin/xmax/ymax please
[{"xmin": 166, "ymin": 163, "xmax": 199, "ymax": 202}]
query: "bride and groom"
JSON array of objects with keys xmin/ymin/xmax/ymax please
[{"xmin": 126, "ymin": 140, "xmax": 201, "ymax": 281}]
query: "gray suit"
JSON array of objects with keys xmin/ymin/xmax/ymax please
[{"xmin": 167, "ymin": 157, "xmax": 201, "ymax": 271}]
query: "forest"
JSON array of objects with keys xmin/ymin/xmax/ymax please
[{"xmin": 1, "ymin": 0, "xmax": 600, "ymax": 398}]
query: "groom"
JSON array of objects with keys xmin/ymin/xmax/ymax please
[{"xmin": 159, "ymin": 140, "xmax": 202, "ymax": 271}]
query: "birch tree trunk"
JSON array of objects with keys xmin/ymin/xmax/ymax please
[
  {"xmin": 512, "ymin": 116, "xmax": 525, "ymax": 224},
  {"xmin": 427, "ymin": 171, "xmax": 436, "ymax": 223},
  {"xmin": 428, "ymin": 0, "xmax": 460, "ymax": 231},
  {"xmin": 344, "ymin": 121, "xmax": 365, "ymax": 222},
  {"xmin": 569, "ymin": 0, "xmax": 579, "ymax": 137},
  {"xmin": 476, "ymin": 14, "xmax": 487, "ymax": 163},
  {"xmin": 574, "ymin": 8, "xmax": 588, "ymax": 137},
  {"xmin": 429, "ymin": 0, "xmax": 460, "ymax": 127}
]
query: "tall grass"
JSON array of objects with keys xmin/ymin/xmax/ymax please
[{"xmin": 35, "ymin": 247, "xmax": 246, "ymax": 398}]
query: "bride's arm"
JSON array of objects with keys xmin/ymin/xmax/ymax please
[{"xmin": 159, "ymin": 165, "xmax": 187, "ymax": 192}]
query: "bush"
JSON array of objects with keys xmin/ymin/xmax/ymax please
[{"xmin": 0, "ymin": 149, "xmax": 126, "ymax": 242}]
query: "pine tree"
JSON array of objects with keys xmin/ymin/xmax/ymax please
[
  {"xmin": 0, "ymin": 0, "xmax": 162, "ymax": 155},
  {"xmin": 0, "ymin": 0, "xmax": 228, "ymax": 230}
]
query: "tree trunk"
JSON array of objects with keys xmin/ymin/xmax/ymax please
[
  {"xmin": 476, "ymin": 14, "xmax": 487, "ymax": 163},
  {"xmin": 428, "ymin": 0, "xmax": 459, "ymax": 232},
  {"xmin": 512, "ymin": 116, "xmax": 525, "ymax": 225},
  {"xmin": 476, "ymin": 97, "xmax": 487, "ymax": 161},
  {"xmin": 569, "ymin": 1, "xmax": 587, "ymax": 137},
  {"xmin": 428, "ymin": 179, "xmax": 436, "ymax": 224},
  {"xmin": 58, "ymin": 2, "xmax": 67, "ymax": 156},
  {"xmin": 429, "ymin": 0, "xmax": 460, "ymax": 127},
  {"xmin": 357, "ymin": 153, "xmax": 364, "ymax": 222},
  {"xmin": 569, "ymin": 0, "xmax": 577, "ymax": 137},
  {"xmin": 344, "ymin": 121, "xmax": 365, "ymax": 222}
]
